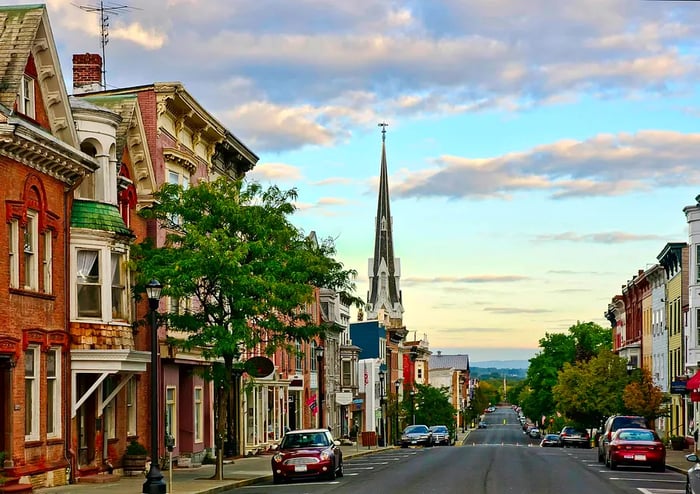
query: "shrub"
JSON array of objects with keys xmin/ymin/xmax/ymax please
[{"xmin": 125, "ymin": 440, "xmax": 148, "ymax": 456}]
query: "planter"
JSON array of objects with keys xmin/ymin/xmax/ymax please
[
  {"xmin": 670, "ymin": 438, "xmax": 687, "ymax": 451},
  {"xmin": 123, "ymin": 454, "xmax": 147, "ymax": 473}
]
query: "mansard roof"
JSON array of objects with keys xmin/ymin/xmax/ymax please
[{"xmin": 429, "ymin": 353, "xmax": 470, "ymax": 371}]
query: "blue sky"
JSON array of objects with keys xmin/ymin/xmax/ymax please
[{"xmin": 18, "ymin": 0, "xmax": 700, "ymax": 362}]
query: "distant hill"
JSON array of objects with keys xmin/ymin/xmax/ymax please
[{"xmin": 472, "ymin": 360, "xmax": 529, "ymax": 369}]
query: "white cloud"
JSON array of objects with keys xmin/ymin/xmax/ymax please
[{"xmin": 246, "ymin": 162, "xmax": 303, "ymax": 182}]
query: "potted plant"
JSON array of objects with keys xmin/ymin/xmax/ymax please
[
  {"xmin": 123, "ymin": 440, "xmax": 148, "ymax": 474},
  {"xmin": 669, "ymin": 436, "xmax": 686, "ymax": 451}
]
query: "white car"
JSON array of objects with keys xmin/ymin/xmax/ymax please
[{"xmin": 529, "ymin": 427, "xmax": 541, "ymax": 438}]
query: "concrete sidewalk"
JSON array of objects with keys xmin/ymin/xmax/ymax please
[{"xmin": 35, "ymin": 440, "xmax": 402, "ymax": 494}]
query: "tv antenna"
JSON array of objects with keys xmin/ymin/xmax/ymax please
[{"xmin": 74, "ymin": 1, "xmax": 141, "ymax": 88}]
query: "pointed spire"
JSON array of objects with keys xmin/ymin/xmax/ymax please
[{"xmin": 366, "ymin": 123, "xmax": 403, "ymax": 321}]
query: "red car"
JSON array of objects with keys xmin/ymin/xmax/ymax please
[
  {"xmin": 271, "ymin": 428, "xmax": 344, "ymax": 483},
  {"xmin": 606, "ymin": 428, "xmax": 666, "ymax": 472}
]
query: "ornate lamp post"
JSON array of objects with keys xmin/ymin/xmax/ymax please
[
  {"xmin": 394, "ymin": 379, "xmax": 401, "ymax": 444},
  {"xmin": 316, "ymin": 346, "xmax": 324, "ymax": 428},
  {"xmin": 410, "ymin": 389, "xmax": 416, "ymax": 425},
  {"xmin": 378, "ymin": 368, "xmax": 386, "ymax": 446},
  {"xmin": 143, "ymin": 279, "xmax": 166, "ymax": 494}
]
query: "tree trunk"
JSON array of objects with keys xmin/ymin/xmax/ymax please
[{"xmin": 212, "ymin": 380, "xmax": 226, "ymax": 480}]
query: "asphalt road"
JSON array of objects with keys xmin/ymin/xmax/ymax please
[{"xmin": 233, "ymin": 407, "xmax": 689, "ymax": 494}]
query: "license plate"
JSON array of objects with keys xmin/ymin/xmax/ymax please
[
  {"xmin": 295, "ymin": 465, "xmax": 307, "ymax": 472},
  {"xmin": 411, "ymin": 441, "xmax": 417, "ymax": 444},
  {"xmin": 634, "ymin": 454, "xmax": 646, "ymax": 461}
]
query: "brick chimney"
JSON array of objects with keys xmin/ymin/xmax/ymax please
[{"xmin": 72, "ymin": 53, "xmax": 102, "ymax": 94}]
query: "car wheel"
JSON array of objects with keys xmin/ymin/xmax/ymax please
[
  {"xmin": 327, "ymin": 467, "xmax": 337, "ymax": 481},
  {"xmin": 687, "ymin": 480, "xmax": 693, "ymax": 494},
  {"xmin": 401, "ymin": 443, "xmax": 408, "ymax": 448},
  {"xmin": 605, "ymin": 453, "xmax": 610, "ymax": 468},
  {"xmin": 273, "ymin": 474, "xmax": 284, "ymax": 485},
  {"xmin": 336, "ymin": 460, "xmax": 344, "ymax": 478},
  {"xmin": 609, "ymin": 456, "xmax": 617, "ymax": 470},
  {"xmin": 597, "ymin": 449, "xmax": 604, "ymax": 463}
]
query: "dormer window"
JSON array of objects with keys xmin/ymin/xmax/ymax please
[{"xmin": 18, "ymin": 75, "xmax": 36, "ymax": 119}]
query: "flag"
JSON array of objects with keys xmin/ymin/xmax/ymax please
[
  {"xmin": 541, "ymin": 415, "xmax": 546, "ymax": 425},
  {"xmin": 364, "ymin": 362, "xmax": 368, "ymax": 385},
  {"xmin": 307, "ymin": 394, "xmax": 318, "ymax": 415}
]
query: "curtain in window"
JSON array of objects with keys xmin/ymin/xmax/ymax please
[{"xmin": 77, "ymin": 251, "xmax": 98, "ymax": 280}]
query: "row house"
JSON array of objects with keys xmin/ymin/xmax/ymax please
[{"xmin": 427, "ymin": 352, "xmax": 471, "ymax": 430}]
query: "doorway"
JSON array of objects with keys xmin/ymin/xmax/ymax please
[
  {"xmin": 0, "ymin": 358, "xmax": 9, "ymax": 463},
  {"xmin": 77, "ymin": 375, "xmax": 96, "ymax": 467}
]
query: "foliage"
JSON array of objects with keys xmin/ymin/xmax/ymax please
[
  {"xmin": 523, "ymin": 321, "xmax": 610, "ymax": 422},
  {"xmin": 125, "ymin": 440, "xmax": 148, "ymax": 456},
  {"xmin": 623, "ymin": 367, "xmax": 667, "ymax": 420},
  {"xmin": 401, "ymin": 384, "xmax": 455, "ymax": 430},
  {"xmin": 133, "ymin": 178, "xmax": 360, "ymax": 478}
]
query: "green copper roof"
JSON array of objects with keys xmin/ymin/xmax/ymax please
[{"xmin": 71, "ymin": 200, "xmax": 132, "ymax": 236}]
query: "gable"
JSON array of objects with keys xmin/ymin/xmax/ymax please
[{"xmin": 0, "ymin": 5, "xmax": 78, "ymax": 146}]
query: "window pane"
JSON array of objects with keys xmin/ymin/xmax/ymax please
[
  {"xmin": 47, "ymin": 351, "xmax": 56, "ymax": 377},
  {"xmin": 25, "ymin": 351, "xmax": 34, "ymax": 377}
]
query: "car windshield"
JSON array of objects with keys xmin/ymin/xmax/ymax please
[
  {"xmin": 404, "ymin": 425, "xmax": 428, "ymax": 434},
  {"xmin": 617, "ymin": 430, "xmax": 656, "ymax": 441},
  {"xmin": 281, "ymin": 432, "xmax": 329, "ymax": 448},
  {"xmin": 545, "ymin": 434, "xmax": 559, "ymax": 440},
  {"xmin": 430, "ymin": 426, "xmax": 447, "ymax": 433},
  {"xmin": 612, "ymin": 417, "xmax": 647, "ymax": 431}
]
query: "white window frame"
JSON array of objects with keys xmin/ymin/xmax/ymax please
[
  {"xmin": 76, "ymin": 248, "xmax": 101, "ymax": 318},
  {"xmin": 24, "ymin": 345, "xmax": 39, "ymax": 441},
  {"xmin": 23, "ymin": 211, "xmax": 38, "ymax": 291},
  {"xmin": 126, "ymin": 378, "xmax": 137, "ymax": 436},
  {"xmin": 111, "ymin": 252, "xmax": 126, "ymax": 319},
  {"xmin": 46, "ymin": 348, "xmax": 61, "ymax": 438},
  {"xmin": 194, "ymin": 387, "xmax": 203, "ymax": 443},
  {"xmin": 18, "ymin": 75, "xmax": 35, "ymax": 119},
  {"xmin": 43, "ymin": 232, "xmax": 53, "ymax": 294},
  {"xmin": 9, "ymin": 220, "xmax": 19, "ymax": 288},
  {"xmin": 166, "ymin": 386, "xmax": 177, "ymax": 444}
]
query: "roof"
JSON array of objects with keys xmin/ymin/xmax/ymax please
[
  {"xmin": 428, "ymin": 353, "xmax": 469, "ymax": 371},
  {"xmin": 71, "ymin": 200, "xmax": 132, "ymax": 236}
]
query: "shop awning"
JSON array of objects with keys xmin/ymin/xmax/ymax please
[{"xmin": 686, "ymin": 371, "xmax": 700, "ymax": 391}]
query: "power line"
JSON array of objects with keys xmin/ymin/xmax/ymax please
[{"xmin": 73, "ymin": 1, "xmax": 141, "ymax": 89}]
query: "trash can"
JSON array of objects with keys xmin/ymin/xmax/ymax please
[{"xmin": 361, "ymin": 431, "xmax": 377, "ymax": 447}]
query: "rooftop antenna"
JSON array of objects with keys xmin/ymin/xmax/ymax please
[{"xmin": 74, "ymin": 1, "xmax": 141, "ymax": 88}]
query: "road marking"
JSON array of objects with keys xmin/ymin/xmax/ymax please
[
  {"xmin": 609, "ymin": 478, "xmax": 684, "ymax": 483},
  {"xmin": 637, "ymin": 489, "xmax": 684, "ymax": 493},
  {"xmin": 343, "ymin": 466, "xmax": 375, "ymax": 470}
]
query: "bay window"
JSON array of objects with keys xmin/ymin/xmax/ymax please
[{"xmin": 77, "ymin": 249, "xmax": 101, "ymax": 317}]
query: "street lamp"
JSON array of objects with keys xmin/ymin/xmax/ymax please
[
  {"xmin": 394, "ymin": 380, "xmax": 401, "ymax": 444},
  {"xmin": 410, "ymin": 389, "xmax": 416, "ymax": 425},
  {"xmin": 316, "ymin": 346, "xmax": 324, "ymax": 428},
  {"xmin": 143, "ymin": 279, "xmax": 166, "ymax": 494},
  {"xmin": 378, "ymin": 368, "xmax": 386, "ymax": 446}
]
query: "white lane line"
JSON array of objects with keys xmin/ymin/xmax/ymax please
[
  {"xmin": 608, "ymin": 478, "xmax": 685, "ymax": 483},
  {"xmin": 637, "ymin": 489, "xmax": 684, "ymax": 493},
  {"xmin": 343, "ymin": 466, "xmax": 375, "ymax": 470}
]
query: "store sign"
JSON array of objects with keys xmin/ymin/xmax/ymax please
[
  {"xmin": 336, "ymin": 392, "xmax": 353, "ymax": 405},
  {"xmin": 671, "ymin": 380, "xmax": 689, "ymax": 395}
]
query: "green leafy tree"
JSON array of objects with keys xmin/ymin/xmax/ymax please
[
  {"xmin": 133, "ymin": 178, "xmax": 359, "ymax": 479},
  {"xmin": 402, "ymin": 384, "xmax": 456, "ymax": 432},
  {"xmin": 523, "ymin": 321, "xmax": 611, "ymax": 422}
]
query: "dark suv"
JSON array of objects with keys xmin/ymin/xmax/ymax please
[
  {"xmin": 597, "ymin": 415, "xmax": 649, "ymax": 463},
  {"xmin": 559, "ymin": 426, "xmax": 590, "ymax": 448}
]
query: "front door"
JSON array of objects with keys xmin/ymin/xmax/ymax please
[
  {"xmin": 77, "ymin": 375, "xmax": 96, "ymax": 467},
  {"xmin": 0, "ymin": 358, "xmax": 9, "ymax": 464}
]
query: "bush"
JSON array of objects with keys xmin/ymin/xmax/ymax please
[
  {"xmin": 669, "ymin": 436, "xmax": 687, "ymax": 450},
  {"xmin": 125, "ymin": 440, "xmax": 148, "ymax": 456}
]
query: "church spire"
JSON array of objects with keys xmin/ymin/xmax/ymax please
[{"xmin": 366, "ymin": 122, "xmax": 403, "ymax": 322}]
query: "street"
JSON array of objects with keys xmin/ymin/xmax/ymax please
[{"xmin": 231, "ymin": 408, "xmax": 689, "ymax": 494}]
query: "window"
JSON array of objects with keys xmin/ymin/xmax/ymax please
[
  {"xmin": 194, "ymin": 387, "xmax": 203, "ymax": 443},
  {"xmin": 77, "ymin": 249, "xmax": 101, "ymax": 317},
  {"xmin": 46, "ymin": 348, "xmax": 61, "ymax": 437},
  {"xmin": 43, "ymin": 232, "xmax": 52, "ymax": 294},
  {"xmin": 295, "ymin": 342, "xmax": 303, "ymax": 371},
  {"xmin": 310, "ymin": 341, "xmax": 317, "ymax": 372},
  {"xmin": 165, "ymin": 387, "xmax": 177, "ymax": 443},
  {"xmin": 17, "ymin": 75, "xmax": 35, "ymax": 119},
  {"xmin": 126, "ymin": 378, "xmax": 137, "ymax": 436},
  {"xmin": 697, "ymin": 245, "xmax": 700, "ymax": 283},
  {"xmin": 23, "ymin": 212, "xmax": 38, "ymax": 290},
  {"xmin": 24, "ymin": 346, "xmax": 39, "ymax": 440},
  {"xmin": 417, "ymin": 368, "xmax": 423, "ymax": 380},
  {"xmin": 9, "ymin": 220, "xmax": 19, "ymax": 288},
  {"xmin": 111, "ymin": 253, "xmax": 125, "ymax": 319},
  {"xmin": 342, "ymin": 360, "xmax": 352, "ymax": 387},
  {"xmin": 103, "ymin": 378, "xmax": 116, "ymax": 440},
  {"xmin": 167, "ymin": 170, "xmax": 189, "ymax": 226}
]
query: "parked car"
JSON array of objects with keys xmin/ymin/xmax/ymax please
[
  {"xmin": 528, "ymin": 427, "xmax": 541, "ymax": 438},
  {"xmin": 478, "ymin": 421, "xmax": 488, "ymax": 429},
  {"xmin": 401, "ymin": 424, "xmax": 434, "ymax": 447},
  {"xmin": 686, "ymin": 453, "xmax": 700, "ymax": 493},
  {"xmin": 540, "ymin": 434, "xmax": 562, "ymax": 447},
  {"xmin": 271, "ymin": 429, "xmax": 343, "ymax": 483},
  {"xmin": 597, "ymin": 415, "xmax": 649, "ymax": 463},
  {"xmin": 605, "ymin": 428, "xmax": 665, "ymax": 472},
  {"xmin": 559, "ymin": 426, "xmax": 591, "ymax": 448},
  {"xmin": 429, "ymin": 425, "xmax": 452, "ymax": 446}
]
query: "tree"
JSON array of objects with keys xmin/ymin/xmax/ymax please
[
  {"xmin": 523, "ymin": 321, "xmax": 611, "ymax": 422},
  {"xmin": 133, "ymin": 178, "xmax": 359, "ymax": 479},
  {"xmin": 623, "ymin": 367, "xmax": 667, "ymax": 421},
  {"xmin": 402, "ymin": 384, "xmax": 455, "ymax": 431}
]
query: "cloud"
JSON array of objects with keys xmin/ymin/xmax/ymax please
[
  {"xmin": 402, "ymin": 275, "xmax": 530, "ymax": 285},
  {"xmin": 483, "ymin": 307, "xmax": 553, "ymax": 315},
  {"xmin": 392, "ymin": 131, "xmax": 700, "ymax": 200},
  {"xmin": 246, "ymin": 162, "xmax": 303, "ymax": 182},
  {"xmin": 534, "ymin": 231, "xmax": 667, "ymax": 243}
]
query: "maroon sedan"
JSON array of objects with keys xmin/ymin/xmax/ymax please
[
  {"xmin": 271, "ymin": 428, "xmax": 344, "ymax": 483},
  {"xmin": 606, "ymin": 428, "xmax": 666, "ymax": 472}
]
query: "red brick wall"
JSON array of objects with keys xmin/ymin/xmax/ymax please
[{"xmin": 72, "ymin": 53, "xmax": 102, "ymax": 86}]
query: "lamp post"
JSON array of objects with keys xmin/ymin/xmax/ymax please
[
  {"xmin": 410, "ymin": 389, "xmax": 416, "ymax": 425},
  {"xmin": 378, "ymin": 368, "xmax": 386, "ymax": 446},
  {"xmin": 316, "ymin": 346, "xmax": 324, "ymax": 429},
  {"xmin": 143, "ymin": 279, "xmax": 166, "ymax": 494},
  {"xmin": 394, "ymin": 380, "xmax": 400, "ymax": 445}
]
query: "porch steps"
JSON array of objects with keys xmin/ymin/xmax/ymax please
[{"xmin": 0, "ymin": 477, "xmax": 33, "ymax": 493}]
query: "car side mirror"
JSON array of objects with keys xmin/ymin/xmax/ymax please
[
  {"xmin": 687, "ymin": 453, "xmax": 699, "ymax": 463},
  {"xmin": 334, "ymin": 440, "xmax": 341, "ymax": 446},
  {"xmin": 271, "ymin": 443, "xmax": 279, "ymax": 450}
]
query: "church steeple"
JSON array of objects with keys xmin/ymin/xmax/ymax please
[{"xmin": 366, "ymin": 123, "xmax": 403, "ymax": 322}]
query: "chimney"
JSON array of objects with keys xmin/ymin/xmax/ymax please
[{"xmin": 72, "ymin": 53, "xmax": 103, "ymax": 94}]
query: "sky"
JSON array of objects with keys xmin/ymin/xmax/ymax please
[{"xmin": 13, "ymin": 0, "xmax": 700, "ymax": 363}]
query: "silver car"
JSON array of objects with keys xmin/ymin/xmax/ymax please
[
  {"xmin": 687, "ymin": 454, "xmax": 700, "ymax": 493},
  {"xmin": 429, "ymin": 425, "xmax": 452, "ymax": 446},
  {"xmin": 400, "ymin": 425, "xmax": 433, "ymax": 448}
]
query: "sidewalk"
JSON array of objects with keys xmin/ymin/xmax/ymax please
[{"xmin": 35, "ymin": 439, "xmax": 403, "ymax": 494}]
